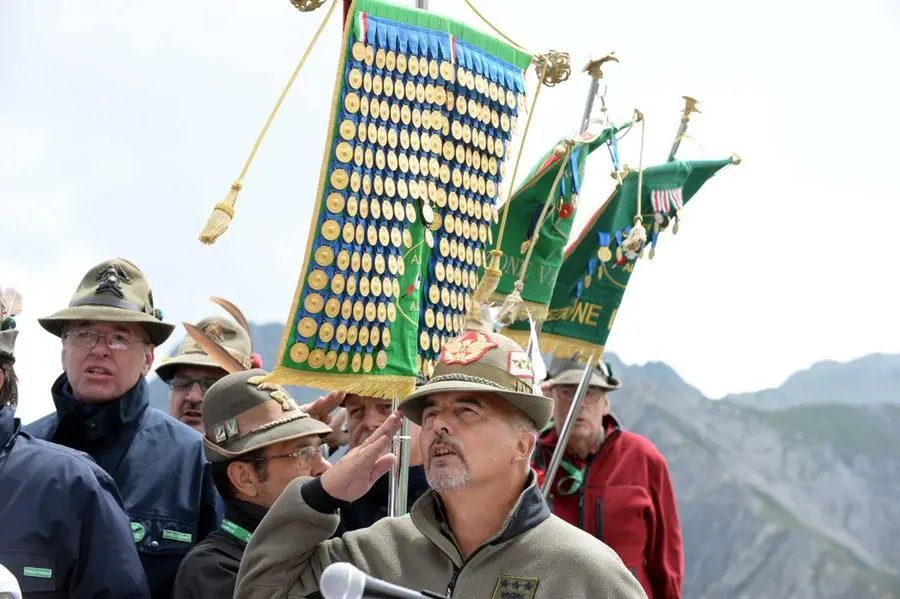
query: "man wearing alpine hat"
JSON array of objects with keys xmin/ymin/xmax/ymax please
[
  {"xmin": 534, "ymin": 356, "xmax": 683, "ymax": 599},
  {"xmin": 155, "ymin": 298, "xmax": 262, "ymax": 432},
  {"xmin": 234, "ymin": 330, "xmax": 647, "ymax": 599},
  {"xmin": 173, "ymin": 369, "xmax": 332, "ymax": 599},
  {"xmin": 25, "ymin": 258, "xmax": 220, "ymax": 599}
]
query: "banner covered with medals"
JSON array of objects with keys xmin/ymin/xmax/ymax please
[
  {"xmin": 484, "ymin": 121, "xmax": 630, "ymax": 322},
  {"xmin": 266, "ymin": 0, "xmax": 532, "ymax": 397},
  {"xmin": 503, "ymin": 157, "xmax": 738, "ymax": 356}
]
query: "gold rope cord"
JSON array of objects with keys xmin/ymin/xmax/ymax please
[{"xmin": 198, "ymin": 0, "xmax": 339, "ymax": 244}]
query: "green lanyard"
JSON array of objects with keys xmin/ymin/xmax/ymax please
[
  {"xmin": 219, "ymin": 518, "xmax": 252, "ymax": 543},
  {"xmin": 556, "ymin": 459, "xmax": 586, "ymax": 496}
]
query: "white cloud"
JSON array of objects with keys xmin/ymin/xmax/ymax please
[{"xmin": 2, "ymin": 0, "xmax": 898, "ymax": 421}]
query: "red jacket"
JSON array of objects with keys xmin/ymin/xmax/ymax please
[{"xmin": 533, "ymin": 415, "xmax": 683, "ymax": 599}]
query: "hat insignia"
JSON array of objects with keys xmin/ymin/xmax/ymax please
[
  {"xmin": 247, "ymin": 376, "xmax": 300, "ymax": 412},
  {"xmin": 214, "ymin": 424, "xmax": 227, "ymax": 443},
  {"xmin": 441, "ymin": 331, "xmax": 498, "ymax": 366},
  {"xmin": 202, "ymin": 322, "xmax": 226, "ymax": 342},
  {"xmin": 507, "ymin": 351, "xmax": 532, "ymax": 380},
  {"xmin": 95, "ymin": 264, "xmax": 131, "ymax": 299},
  {"xmin": 225, "ymin": 418, "xmax": 240, "ymax": 438}
]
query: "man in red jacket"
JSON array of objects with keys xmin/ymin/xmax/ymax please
[{"xmin": 533, "ymin": 357, "xmax": 683, "ymax": 599}]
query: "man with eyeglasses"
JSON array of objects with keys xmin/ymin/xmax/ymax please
[
  {"xmin": 173, "ymin": 368, "xmax": 331, "ymax": 599},
  {"xmin": 533, "ymin": 357, "xmax": 683, "ymax": 599},
  {"xmin": 25, "ymin": 259, "xmax": 220, "ymax": 599},
  {"xmin": 156, "ymin": 312, "xmax": 260, "ymax": 432}
]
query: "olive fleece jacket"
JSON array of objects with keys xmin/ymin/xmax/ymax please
[{"xmin": 234, "ymin": 470, "xmax": 648, "ymax": 599}]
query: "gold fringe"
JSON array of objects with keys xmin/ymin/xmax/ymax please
[
  {"xmin": 263, "ymin": 368, "xmax": 416, "ymax": 401},
  {"xmin": 198, "ymin": 182, "xmax": 241, "ymax": 245},
  {"xmin": 499, "ymin": 328, "xmax": 606, "ymax": 361}
]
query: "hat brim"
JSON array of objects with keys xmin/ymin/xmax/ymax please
[
  {"xmin": 549, "ymin": 369, "xmax": 621, "ymax": 390},
  {"xmin": 39, "ymin": 306, "xmax": 175, "ymax": 346},
  {"xmin": 204, "ymin": 412, "xmax": 333, "ymax": 464},
  {"xmin": 399, "ymin": 378, "xmax": 553, "ymax": 430},
  {"xmin": 155, "ymin": 353, "xmax": 230, "ymax": 383}
]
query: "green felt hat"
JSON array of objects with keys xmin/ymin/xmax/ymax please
[
  {"xmin": 201, "ymin": 368, "xmax": 333, "ymax": 463},
  {"xmin": 400, "ymin": 330, "xmax": 553, "ymax": 429},
  {"xmin": 546, "ymin": 355, "xmax": 621, "ymax": 391},
  {"xmin": 156, "ymin": 315, "xmax": 253, "ymax": 382},
  {"xmin": 39, "ymin": 258, "xmax": 174, "ymax": 346}
]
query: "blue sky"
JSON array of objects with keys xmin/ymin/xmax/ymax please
[{"xmin": 2, "ymin": 0, "xmax": 898, "ymax": 423}]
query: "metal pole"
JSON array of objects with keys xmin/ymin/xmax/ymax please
[
  {"xmin": 579, "ymin": 54, "xmax": 618, "ymax": 134},
  {"xmin": 387, "ymin": 398, "xmax": 399, "ymax": 517},
  {"xmin": 541, "ymin": 353, "xmax": 596, "ymax": 501},
  {"xmin": 392, "ymin": 418, "xmax": 411, "ymax": 516},
  {"xmin": 667, "ymin": 95, "xmax": 700, "ymax": 162},
  {"xmin": 415, "ymin": 0, "xmax": 429, "ymax": 8}
]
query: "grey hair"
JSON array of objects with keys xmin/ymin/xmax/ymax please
[{"xmin": 508, "ymin": 407, "xmax": 538, "ymax": 475}]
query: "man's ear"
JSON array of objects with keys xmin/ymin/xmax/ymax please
[
  {"xmin": 514, "ymin": 431, "xmax": 537, "ymax": 465},
  {"xmin": 141, "ymin": 345, "xmax": 155, "ymax": 376},
  {"xmin": 0, "ymin": 369, "xmax": 5, "ymax": 392},
  {"xmin": 226, "ymin": 461, "xmax": 260, "ymax": 498}
]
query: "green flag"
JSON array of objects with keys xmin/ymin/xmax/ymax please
[
  {"xmin": 485, "ymin": 123, "xmax": 629, "ymax": 321},
  {"xmin": 265, "ymin": 0, "xmax": 532, "ymax": 397},
  {"xmin": 503, "ymin": 156, "xmax": 738, "ymax": 356}
]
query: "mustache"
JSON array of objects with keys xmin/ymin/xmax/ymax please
[{"xmin": 429, "ymin": 432, "xmax": 463, "ymax": 457}]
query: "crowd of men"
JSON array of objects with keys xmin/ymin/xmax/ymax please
[{"xmin": 0, "ymin": 258, "xmax": 683, "ymax": 599}]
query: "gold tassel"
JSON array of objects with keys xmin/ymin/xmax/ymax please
[
  {"xmin": 621, "ymin": 217, "xmax": 647, "ymax": 255},
  {"xmin": 496, "ymin": 280, "xmax": 525, "ymax": 325},
  {"xmin": 474, "ymin": 249, "xmax": 503, "ymax": 302},
  {"xmin": 199, "ymin": 181, "xmax": 242, "ymax": 245}
]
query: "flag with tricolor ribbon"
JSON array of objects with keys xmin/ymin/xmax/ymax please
[
  {"xmin": 501, "ymin": 156, "xmax": 739, "ymax": 356},
  {"xmin": 480, "ymin": 120, "xmax": 631, "ymax": 321}
]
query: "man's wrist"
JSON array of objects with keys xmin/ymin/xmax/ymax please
[{"xmin": 301, "ymin": 477, "xmax": 350, "ymax": 514}]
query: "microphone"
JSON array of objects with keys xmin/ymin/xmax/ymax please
[{"xmin": 320, "ymin": 562, "xmax": 432, "ymax": 599}]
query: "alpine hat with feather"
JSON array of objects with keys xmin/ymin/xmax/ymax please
[
  {"xmin": 155, "ymin": 297, "xmax": 263, "ymax": 383},
  {"xmin": 38, "ymin": 258, "xmax": 173, "ymax": 346}
]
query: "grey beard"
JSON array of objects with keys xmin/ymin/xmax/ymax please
[{"xmin": 426, "ymin": 468, "xmax": 471, "ymax": 492}]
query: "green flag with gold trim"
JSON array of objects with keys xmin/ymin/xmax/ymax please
[
  {"xmin": 265, "ymin": 0, "xmax": 533, "ymax": 398},
  {"xmin": 484, "ymin": 121, "xmax": 631, "ymax": 322},
  {"xmin": 503, "ymin": 156, "xmax": 739, "ymax": 355}
]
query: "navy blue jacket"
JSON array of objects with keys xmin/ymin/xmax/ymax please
[
  {"xmin": 0, "ymin": 406, "xmax": 151, "ymax": 598},
  {"xmin": 25, "ymin": 376, "xmax": 221, "ymax": 599}
]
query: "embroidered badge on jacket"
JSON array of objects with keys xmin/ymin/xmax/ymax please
[{"xmin": 491, "ymin": 575, "xmax": 539, "ymax": 599}]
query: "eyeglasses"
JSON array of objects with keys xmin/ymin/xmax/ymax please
[
  {"xmin": 245, "ymin": 443, "xmax": 330, "ymax": 464},
  {"xmin": 64, "ymin": 329, "xmax": 146, "ymax": 351},
  {"xmin": 170, "ymin": 378, "xmax": 220, "ymax": 393}
]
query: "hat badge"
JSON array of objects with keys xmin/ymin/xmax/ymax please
[
  {"xmin": 248, "ymin": 376, "xmax": 300, "ymax": 412},
  {"xmin": 95, "ymin": 264, "xmax": 131, "ymax": 299},
  {"xmin": 440, "ymin": 331, "xmax": 498, "ymax": 366},
  {"xmin": 202, "ymin": 321, "xmax": 226, "ymax": 342}
]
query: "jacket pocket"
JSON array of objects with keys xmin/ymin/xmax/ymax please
[
  {"xmin": 130, "ymin": 515, "xmax": 198, "ymax": 556},
  {"xmin": 0, "ymin": 551, "xmax": 62, "ymax": 596},
  {"xmin": 590, "ymin": 485, "xmax": 653, "ymax": 568}
]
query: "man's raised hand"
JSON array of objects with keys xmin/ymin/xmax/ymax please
[{"xmin": 320, "ymin": 411, "xmax": 403, "ymax": 502}]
